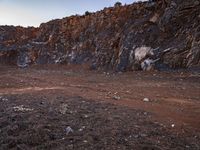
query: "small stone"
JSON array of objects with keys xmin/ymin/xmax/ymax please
[
  {"xmin": 143, "ymin": 98, "xmax": 150, "ymax": 102},
  {"xmin": 113, "ymin": 95, "xmax": 121, "ymax": 100},
  {"xmin": 186, "ymin": 145, "xmax": 190, "ymax": 148},
  {"xmin": 69, "ymin": 111, "xmax": 73, "ymax": 114},
  {"xmin": 79, "ymin": 128, "xmax": 83, "ymax": 132},
  {"xmin": 140, "ymin": 133, "xmax": 148, "ymax": 137},
  {"xmin": 144, "ymin": 112, "xmax": 148, "ymax": 115},
  {"xmin": 171, "ymin": 124, "xmax": 175, "ymax": 128},
  {"xmin": 84, "ymin": 114, "xmax": 89, "ymax": 118},
  {"xmin": 65, "ymin": 126, "xmax": 74, "ymax": 135},
  {"xmin": 79, "ymin": 126, "xmax": 86, "ymax": 132},
  {"xmin": 83, "ymin": 140, "xmax": 88, "ymax": 143}
]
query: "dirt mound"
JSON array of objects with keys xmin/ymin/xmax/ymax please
[{"xmin": 0, "ymin": 0, "xmax": 200, "ymax": 71}]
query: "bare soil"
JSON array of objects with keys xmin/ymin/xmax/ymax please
[{"xmin": 0, "ymin": 64, "xmax": 200, "ymax": 150}]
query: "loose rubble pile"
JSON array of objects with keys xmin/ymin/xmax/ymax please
[{"xmin": 0, "ymin": 0, "xmax": 199, "ymax": 71}]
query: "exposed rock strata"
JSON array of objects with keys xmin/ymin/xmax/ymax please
[{"xmin": 0, "ymin": 0, "xmax": 199, "ymax": 71}]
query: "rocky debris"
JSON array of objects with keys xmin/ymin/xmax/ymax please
[
  {"xmin": 134, "ymin": 46, "xmax": 161, "ymax": 71},
  {"xmin": 0, "ymin": 0, "xmax": 199, "ymax": 71},
  {"xmin": 0, "ymin": 96, "xmax": 8, "ymax": 102},
  {"xmin": 113, "ymin": 95, "xmax": 121, "ymax": 100},
  {"xmin": 78, "ymin": 126, "xmax": 86, "ymax": 132},
  {"xmin": 13, "ymin": 105, "xmax": 34, "ymax": 112},
  {"xmin": 59, "ymin": 104, "xmax": 69, "ymax": 114}
]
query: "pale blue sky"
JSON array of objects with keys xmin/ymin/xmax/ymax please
[{"xmin": 0, "ymin": 0, "xmax": 145, "ymax": 27}]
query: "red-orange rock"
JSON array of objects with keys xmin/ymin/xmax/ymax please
[{"xmin": 0, "ymin": 0, "xmax": 199, "ymax": 70}]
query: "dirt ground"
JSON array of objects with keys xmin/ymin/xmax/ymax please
[{"xmin": 0, "ymin": 64, "xmax": 200, "ymax": 150}]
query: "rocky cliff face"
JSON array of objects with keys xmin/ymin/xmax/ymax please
[{"xmin": 0, "ymin": 0, "xmax": 200, "ymax": 71}]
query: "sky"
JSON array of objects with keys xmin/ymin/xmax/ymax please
[{"xmin": 0, "ymin": 0, "xmax": 143, "ymax": 27}]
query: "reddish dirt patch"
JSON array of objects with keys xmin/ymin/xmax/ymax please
[{"xmin": 0, "ymin": 64, "xmax": 200, "ymax": 149}]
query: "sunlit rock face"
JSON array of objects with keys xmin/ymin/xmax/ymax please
[{"xmin": 0, "ymin": 0, "xmax": 199, "ymax": 71}]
